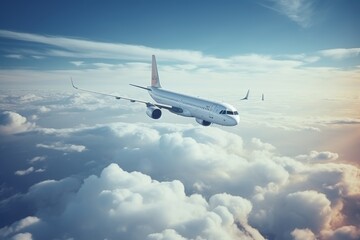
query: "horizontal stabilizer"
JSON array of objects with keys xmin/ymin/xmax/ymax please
[{"xmin": 129, "ymin": 84, "xmax": 152, "ymax": 91}]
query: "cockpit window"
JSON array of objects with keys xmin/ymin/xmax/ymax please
[{"xmin": 219, "ymin": 110, "xmax": 238, "ymax": 115}]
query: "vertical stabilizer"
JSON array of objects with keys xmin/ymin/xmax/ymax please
[{"xmin": 151, "ymin": 55, "xmax": 162, "ymax": 88}]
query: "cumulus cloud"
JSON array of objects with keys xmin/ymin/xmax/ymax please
[
  {"xmin": 291, "ymin": 228, "xmax": 316, "ymax": 240},
  {"xmin": 2, "ymin": 164, "xmax": 264, "ymax": 240},
  {"xmin": 0, "ymin": 91, "xmax": 359, "ymax": 240},
  {"xmin": 0, "ymin": 111, "xmax": 35, "ymax": 135},
  {"xmin": 0, "ymin": 121, "xmax": 358, "ymax": 240}
]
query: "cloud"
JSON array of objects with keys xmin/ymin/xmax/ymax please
[
  {"xmin": 38, "ymin": 106, "xmax": 50, "ymax": 113},
  {"xmin": 260, "ymin": 0, "xmax": 315, "ymax": 28},
  {"xmin": 296, "ymin": 150, "xmax": 339, "ymax": 162},
  {"xmin": 0, "ymin": 29, "xmax": 314, "ymax": 72},
  {"xmin": 2, "ymin": 121, "xmax": 358, "ymax": 239},
  {"xmin": 322, "ymin": 225, "xmax": 360, "ymax": 240},
  {"xmin": 36, "ymin": 142, "xmax": 87, "ymax": 152},
  {"xmin": 0, "ymin": 111, "xmax": 35, "ymax": 135},
  {"xmin": 14, "ymin": 167, "xmax": 34, "ymax": 176},
  {"xmin": 11, "ymin": 232, "xmax": 33, "ymax": 240},
  {"xmin": 324, "ymin": 118, "xmax": 360, "ymax": 125},
  {"xmin": 28, "ymin": 156, "xmax": 47, "ymax": 164},
  {"xmin": 2, "ymin": 164, "xmax": 264, "ymax": 240},
  {"xmin": 5, "ymin": 54, "xmax": 23, "ymax": 59},
  {"xmin": 0, "ymin": 216, "xmax": 39, "ymax": 239},
  {"xmin": 0, "ymin": 91, "xmax": 359, "ymax": 239},
  {"xmin": 0, "ymin": 29, "xmax": 205, "ymax": 63},
  {"xmin": 319, "ymin": 48, "xmax": 360, "ymax": 60},
  {"xmin": 18, "ymin": 94, "xmax": 43, "ymax": 103},
  {"xmin": 70, "ymin": 61, "xmax": 84, "ymax": 66},
  {"xmin": 291, "ymin": 228, "xmax": 316, "ymax": 240}
]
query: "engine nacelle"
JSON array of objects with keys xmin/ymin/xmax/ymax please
[
  {"xmin": 195, "ymin": 118, "xmax": 211, "ymax": 126},
  {"xmin": 146, "ymin": 106, "xmax": 162, "ymax": 119}
]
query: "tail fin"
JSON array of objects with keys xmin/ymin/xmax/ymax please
[
  {"xmin": 151, "ymin": 55, "xmax": 162, "ymax": 88},
  {"xmin": 241, "ymin": 89, "xmax": 250, "ymax": 100}
]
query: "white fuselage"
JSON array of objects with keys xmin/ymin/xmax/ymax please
[{"xmin": 149, "ymin": 87, "xmax": 239, "ymax": 126}]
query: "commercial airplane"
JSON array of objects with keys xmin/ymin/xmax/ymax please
[{"xmin": 71, "ymin": 55, "xmax": 246, "ymax": 127}]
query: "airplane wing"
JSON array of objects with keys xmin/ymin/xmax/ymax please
[{"xmin": 70, "ymin": 79, "xmax": 173, "ymax": 110}]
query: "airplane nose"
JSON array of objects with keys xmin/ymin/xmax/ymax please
[
  {"xmin": 234, "ymin": 115, "xmax": 240, "ymax": 125},
  {"xmin": 228, "ymin": 116, "xmax": 239, "ymax": 126}
]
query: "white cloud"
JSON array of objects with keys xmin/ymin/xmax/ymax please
[
  {"xmin": 260, "ymin": 0, "xmax": 315, "ymax": 28},
  {"xmin": 18, "ymin": 94, "xmax": 43, "ymax": 103},
  {"xmin": 0, "ymin": 216, "xmax": 39, "ymax": 239},
  {"xmin": 148, "ymin": 229, "xmax": 187, "ymax": 240},
  {"xmin": 70, "ymin": 61, "xmax": 84, "ymax": 66},
  {"xmin": 8, "ymin": 164, "xmax": 264, "ymax": 240},
  {"xmin": 11, "ymin": 232, "xmax": 33, "ymax": 240},
  {"xmin": 0, "ymin": 111, "xmax": 35, "ymax": 135},
  {"xmin": 296, "ymin": 150, "xmax": 339, "ymax": 162},
  {"xmin": 38, "ymin": 106, "xmax": 50, "ymax": 113},
  {"xmin": 291, "ymin": 228, "xmax": 316, "ymax": 240},
  {"xmin": 14, "ymin": 167, "xmax": 34, "ymax": 176},
  {"xmin": 36, "ymin": 142, "xmax": 87, "ymax": 152},
  {"xmin": 0, "ymin": 91, "xmax": 359, "ymax": 240},
  {"xmin": 0, "ymin": 29, "xmax": 205, "ymax": 63},
  {"xmin": 28, "ymin": 156, "xmax": 47, "ymax": 164},
  {"xmin": 5, "ymin": 54, "xmax": 23, "ymax": 59},
  {"xmin": 319, "ymin": 48, "xmax": 360, "ymax": 60},
  {"xmin": 32, "ymin": 55, "xmax": 45, "ymax": 60}
]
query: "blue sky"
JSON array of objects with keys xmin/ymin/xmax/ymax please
[
  {"xmin": 0, "ymin": 1, "xmax": 359, "ymax": 240},
  {"xmin": 0, "ymin": 0, "xmax": 359, "ymax": 67}
]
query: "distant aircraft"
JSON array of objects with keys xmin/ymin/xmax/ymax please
[{"xmin": 71, "ymin": 55, "xmax": 248, "ymax": 126}]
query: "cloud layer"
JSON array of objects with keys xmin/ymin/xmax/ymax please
[{"xmin": 1, "ymin": 114, "xmax": 359, "ymax": 239}]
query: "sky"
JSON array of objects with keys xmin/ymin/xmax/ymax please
[{"xmin": 0, "ymin": 0, "xmax": 359, "ymax": 240}]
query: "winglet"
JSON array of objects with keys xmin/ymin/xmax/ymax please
[
  {"xmin": 241, "ymin": 89, "xmax": 250, "ymax": 100},
  {"xmin": 70, "ymin": 77, "xmax": 78, "ymax": 89},
  {"xmin": 262, "ymin": 93, "xmax": 264, "ymax": 101}
]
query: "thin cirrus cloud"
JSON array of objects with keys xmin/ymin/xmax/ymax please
[
  {"xmin": 1, "ymin": 29, "xmax": 356, "ymax": 69},
  {"xmin": 0, "ymin": 29, "xmax": 205, "ymax": 63},
  {"xmin": 259, "ymin": 0, "xmax": 315, "ymax": 28}
]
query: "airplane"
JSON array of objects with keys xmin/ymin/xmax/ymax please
[{"xmin": 71, "ymin": 55, "xmax": 246, "ymax": 127}]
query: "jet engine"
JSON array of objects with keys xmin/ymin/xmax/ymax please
[
  {"xmin": 195, "ymin": 118, "xmax": 211, "ymax": 126},
  {"xmin": 146, "ymin": 106, "xmax": 162, "ymax": 119}
]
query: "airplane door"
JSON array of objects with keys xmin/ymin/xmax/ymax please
[{"xmin": 209, "ymin": 104, "xmax": 217, "ymax": 119}]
